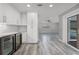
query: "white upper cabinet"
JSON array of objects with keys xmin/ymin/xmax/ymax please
[{"xmin": 0, "ymin": 4, "xmax": 22, "ymax": 25}]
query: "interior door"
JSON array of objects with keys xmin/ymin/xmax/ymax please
[
  {"xmin": 32, "ymin": 13, "xmax": 38, "ymax": 43},
  {"xmin": 67, "ymin": 16, "xmax": 77, "ymax": 48},
  {"xmin": 27, "ymin": 12, "xmax": 38, "ymax": 43},
  {"xmin": 27, "ymin": 13, "xmax": 33, "ymax": 43}
]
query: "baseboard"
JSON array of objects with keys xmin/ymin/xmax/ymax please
[
  {"xmin": 23, "ymin": 43, "xmax": 38, "ymax": 44},
  {"xmin": 57, "ymin": 37, "xmax": 79, "ymax": 53},
  {"xmin": 22, "ymin": 42, "xmax": 39, "ymax": 44}
]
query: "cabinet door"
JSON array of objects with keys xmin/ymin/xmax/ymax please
[{"xmin": 22, "ymin": 32, "xmax": 27, "ymax": 43}]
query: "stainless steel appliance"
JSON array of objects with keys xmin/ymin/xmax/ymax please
[
  {"xmin": 15, "ymin": 33, "xmax": 22, "ymax": 50},
  {"xmin": 0, "ymin": 33, "xmax": 22, "ymax": 55},
  {"xmin": 0, "ymin": 34, "xmax": 15, "ymax": 55}
]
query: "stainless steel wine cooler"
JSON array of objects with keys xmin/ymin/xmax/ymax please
[{"xmin": 0, "ymin": 33, "xmax": 22, "ymax": 55}]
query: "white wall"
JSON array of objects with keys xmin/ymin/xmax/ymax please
[
  {"xmin": 59, "ymin": 16, "xmax": 63, "ymax": 40},
  {"xmin": 11, "ymin": 3, "xmax": 77, "ymax": 34},
  {"xmin": 61, "ymin": 7, "xmax": 79, "ymax": 43},
  {"xmin": 38, "ymin": 9, "xmax": 59, "ymax": 33},
  {"xmin": 39, "ymin": 23, "xmax": 59, "ymax": 34},
  {"xmin": 0, "ymin": 4, "xmax": 21, "ymax": 34}
]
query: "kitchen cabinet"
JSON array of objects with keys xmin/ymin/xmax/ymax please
[{"xmin": 21, "ymin": 32, "xmax": 27, "ymax": 43}]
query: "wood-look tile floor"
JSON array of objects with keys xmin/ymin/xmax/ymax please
[{"xmin": 13, "ymin": 34, "xmax": 79, "ymax": 55}]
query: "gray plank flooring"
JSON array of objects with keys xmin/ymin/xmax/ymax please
[{"xmin": 13, "ymin": 34, "xmax": 79, "ymax": 55}]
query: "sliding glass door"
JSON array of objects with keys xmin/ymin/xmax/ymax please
[{"xmin": 67, "ymin": 16, "xmax": 77, "ymax": 48}]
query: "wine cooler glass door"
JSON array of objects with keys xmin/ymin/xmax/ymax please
[
  {"xmin": 15, "ymin": 34, "xmax": 21, "ymax": 50},
  {"xmin": 2, "ymin": 36, "xmax": 13, "ymax": 55}
]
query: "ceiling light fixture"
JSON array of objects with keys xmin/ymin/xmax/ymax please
[
  {"xmin": 49, "ymin": 4, "xmax": 53, "ymax": 7},
  {"xmin": 27, "ymin": 4, "xmax": 31, "ymax": 7}
]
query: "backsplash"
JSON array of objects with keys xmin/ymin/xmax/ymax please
[{"xmin": 0, "ymin": 24, "xmax": 19, "ymax": 33}]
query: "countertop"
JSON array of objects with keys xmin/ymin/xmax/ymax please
[{"xmin": 0, "ymin": 32, "xmax": 18, "ymax": 37}]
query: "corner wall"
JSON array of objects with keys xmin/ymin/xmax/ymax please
[{"xmin": 60, "ymin": 6, "xmax": 79, "ymax": 44}]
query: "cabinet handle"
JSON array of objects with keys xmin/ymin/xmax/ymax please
[{"xmin": 3, "ymin": 16, "xmax": 6, "ymax": 23}]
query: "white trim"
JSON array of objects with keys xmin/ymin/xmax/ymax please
[
  {"xmin": 57, "ymin": 36, "xmax": 79, "ymax": 52},
  {"xmin": 68, "ymin": 39, "xmax": 77, "ymax": 41},
  {"xmin": 66, "ymin": 43, "xmax": 79, "ymax": 52}
]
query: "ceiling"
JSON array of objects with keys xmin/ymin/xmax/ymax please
[
  {"xmin": 10, "ymin": 3, "xmax": 77, "ymax": 22},
  {"xmin": 10, "ymin": 3, "xmax": 77, "ymax": 13},
  {"xmin": 10, "ymin": 3, "xmax": 78, "ymax": 33}
]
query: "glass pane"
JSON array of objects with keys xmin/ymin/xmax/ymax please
[
  {"xmin": 67, "ymin": 16, "xmax": 77, "ymax": 41},
  {"xmin": 70, "ymin": 21, "xmax": 77, "ymax": 29},
  {"xmin": 2, "ymin": 36, "xmax": 13, "ymax": 55},
  {"xmin": 70, "ymin": 21, "xmax": 77, "ymax": 39},
  {"xmin": 16, "ymin": 34, "xmax": 20, "ymax": 48},
  {"xmin": 70, "ymin": 30, "xmax": 77, "ymax": 39}
]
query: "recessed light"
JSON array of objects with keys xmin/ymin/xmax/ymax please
[
  {"xmin": 27, "ymin": 4, "xmax": 31, "ymax": 7},
  {"xmin": 49, "ymin": 4, "xmax": 53, "ymax": 7}
]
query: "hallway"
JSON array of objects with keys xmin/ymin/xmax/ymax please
[{"xmin": 13, "ymin": 34, "xmax": 79, "ymax": 55}]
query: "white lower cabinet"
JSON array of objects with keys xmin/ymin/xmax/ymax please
[{"xmin": 22, "ymin": 32, "xmax": 27, "ymax": 43}]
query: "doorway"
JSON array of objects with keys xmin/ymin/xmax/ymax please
[{"xmin": 67, "ymin": 15, "xmax": 79, "ymax": 49}]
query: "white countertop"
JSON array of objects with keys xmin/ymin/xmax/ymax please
[{"xmin": 0, "ymin": 32, "xmax": 18, "ymax": 37}]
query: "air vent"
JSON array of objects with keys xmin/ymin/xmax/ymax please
[
  {"xmin": 37, "ymin": 4, "xmax": 43, "ymax": 7},
  {"xmin": 42, "ymin": 25, "xmax": 49, "ymax": 28}
]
